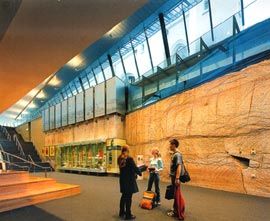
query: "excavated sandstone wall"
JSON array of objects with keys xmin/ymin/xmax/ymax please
[{"xmin": 125, "ymin": 60, "xmax": 270, "ymax": 197}]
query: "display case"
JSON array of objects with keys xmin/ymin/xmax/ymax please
[
  {"xmin": 57, "ymin": 140, "xmax": 107, "ymax": 173},
  {"xmin": 56, "ymin": 138, "xmax": 126, "ymax": 174}
]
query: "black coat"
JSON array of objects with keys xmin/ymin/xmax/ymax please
[{"xmin": 119, "ymin": 156, "xmax": 142, "ymax": 194}]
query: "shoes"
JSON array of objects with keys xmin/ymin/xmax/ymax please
[
  {"xmin": 156, "ymin": 201, "xmax": 161, "ymax": 206},
  {"xmin": 119, "ymin": 214, "xmax": 125, "ymax": 220},
  {"xmin": 167, "ymin": 211, "xmax": 184, "ymax": 220},
  {"xmin": 125, "ymin": 214, "xmax": 136, "ymax": 220},
  {"xmin": 167, "ymin": 211, "xmax": 177, "ymax": 217}
]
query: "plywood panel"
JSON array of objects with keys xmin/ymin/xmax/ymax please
[
  {"xmin": 44, "ymin": 108, "xmax": 50, "ymax": 131},
  {"xmin": 49, "ymin": 106, "xmax": 55, "ymax": 130},
  {"xmin": 76, "ymin": 92, "xmax": 84, "ymax": 123},
  {"xmin": 106, "ymin": 77, "xmax": 125, "ymax": 115},
  {"xmin": 85, "ymin": 87, "xmax": 94, "ymax": 120},
  {"xmin": 68, "ymin": 96, "xmax": 76, "ymax": 125},
  {"xmin": 61, "ymin": 100, "xmax": 68, "ymax": 127},
  {"xmin": 55, "ymin": 103, "xmax": 62, "ymax": 128},
  {"xmin": 45, "ymin": 114, "xmax": 124, "ymax": 146},
  {"xmin": 95, "ymin": 82, "xmax": 105, "ymax": 117}
]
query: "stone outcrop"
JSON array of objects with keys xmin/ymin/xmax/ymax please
[{"xmin": 125, "ymin": 60, "xmax": 270, "ymax": 197}]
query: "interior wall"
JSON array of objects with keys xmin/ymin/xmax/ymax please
[
  {"xmin": 30, "ymin": 117, "xmax": 45, "ymax": 158},
  {"xmin": 44, "ymin": 114, "xmax": 125, "ymax": 146},
  {"xmin": 16, "ymin": 118, "xmax": 45, "ymax": 159},
  {"xmin": 16, "ymin": 122, "xmax": 30, "ymax": 142},
  {"xmin": 125, "ymin": 60, "xmax": 270, "ymax": 198}
]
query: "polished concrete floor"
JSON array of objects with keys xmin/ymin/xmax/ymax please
[{"xmin": 0, "ymin": 172, "xmax": 269, "ymax": 221}]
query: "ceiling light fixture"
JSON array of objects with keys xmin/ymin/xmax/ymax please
[
  {"xmin": 67, "ymin": 55, "xmax": 85, "ymax": 69},
  {"xmin": 36, "ymin": 90, "xmax": 46, "ymax": 99},
  {"xmin": 48, "ymin": 75, "xmax": 61, "ymax": 86}
]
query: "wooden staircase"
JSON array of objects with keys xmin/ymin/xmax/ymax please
[{"xmin": 0, "ymin": 170, "xmax": 80, "ymax": 213}]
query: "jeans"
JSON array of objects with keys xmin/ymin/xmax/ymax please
[
  {"xmin": 119, "ymin": 193, "xmax": 133, "ymax": 217},
  {"xmin": 147, "ymin": 172, "xmax": 160, "ymax": 202}
]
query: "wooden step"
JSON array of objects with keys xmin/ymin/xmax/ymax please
[
  {"xmin": 0, "ymin": 177, "xmax": 56, "ymax": 196},
  {"xmin": 0, "ymin": 183, "xmax": 80, "ymax": 213},
  {"xmin": 0, "ymin": 170, "xmax": 29, "ymax": 182}
]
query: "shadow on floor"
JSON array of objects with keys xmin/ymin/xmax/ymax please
[{"xmin": 0, "ymin": 206, "xmax": 64, "ymax": 221}]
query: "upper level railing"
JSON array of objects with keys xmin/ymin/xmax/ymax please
[{"xmin": 128, "ymin": 11, "xmax": 270, "ymax": 111}]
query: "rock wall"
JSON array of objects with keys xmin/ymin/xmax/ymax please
[{"xmin": 125, "ymin": 60, "xmax": 270, "ymax": 197}]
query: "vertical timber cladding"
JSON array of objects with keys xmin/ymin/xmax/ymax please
[
  {"xmin": 49, "ymin": 105, "xmax": 55, "ymax": 130},
  {"xmin": 85, "ymin": 87, "xmax": 94, "ymax": 120},
  {"xmin": 76, "ymin": 92, "xmax": 85, "ymax": 123},
  {"xmin": 95, "ymin": 82, "xmax": 105, "ymax": 117},
  {"xmin": 61, "ymin": 99, "xmax": 68, "ymax": 127},
  {"xmin": 106, "ymin": 77, "xmax": 126, "ymax": 115},
  {"xmin": 68, "ymin": 96, "xmax": 76, "ymax": 125},
  {"xmin": 55, "ymin": 103, "xmax": 62, "ymax": 128}
]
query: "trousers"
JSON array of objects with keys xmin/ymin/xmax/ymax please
[
  {"xmin": 147, "ymin": 172, "xmax": 160, "ymax": 202},
  {"xmin": 171, "ymin": 176, "xmax": 185, "ymax": 220},
  {"xmin": 119, "ymin": 193, "xmax": 133, "ymax": 217}
]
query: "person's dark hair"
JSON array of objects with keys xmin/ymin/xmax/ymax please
[
  {"xmin": 170, "ymin": 139, "xmax": 179, "ymax": 148},
  {"xmin": 121, "ymin": 146, "xmax": 129, "ymax": 154},
  {"xmin": 118, "ymin": 146, "xmax": 129, "ymax": 168}
]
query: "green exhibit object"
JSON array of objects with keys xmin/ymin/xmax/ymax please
[{"xmin": 55, "ymin": 138, "xmax": 126, "ymax": 174}]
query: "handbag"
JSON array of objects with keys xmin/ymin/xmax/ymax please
[
  {"xmin": 165, "ymin": 185, "xmax": 174, "ymax": 200},
  {"xmin": 180, "ymin": 164, "xmax": 191, "ymax": 183}
]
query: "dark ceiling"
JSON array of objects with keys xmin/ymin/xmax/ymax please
[{"xmin": 0, "ymin": 0, "xmax": 147, "ymax": 113}]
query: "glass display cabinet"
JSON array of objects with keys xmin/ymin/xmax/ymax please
[{"xmin": 56, "ymin": 138, "xmax": 126, "ymax": 174}]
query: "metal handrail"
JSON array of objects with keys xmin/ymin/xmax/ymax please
[
  {"xmin": 28, "ymin": 154, "xmax": 34, "ymax": 164},
  {"xmin": 13, "ymin": 134, "xmax": 26, "ymax": 159},
  {"xmin": 1, "ymin": 159, "xmax": 29, "ymax": 171},
  {"xmin": 0, "ymin": 150, "xmax": 52, "ymax": 177},
  {"xmin": 45, "ymin": 155, "xmax": 56, "ymax": 170},
  {"xmin": 0, "ymin": 126, "xmax": 12, "ymax": 141}
]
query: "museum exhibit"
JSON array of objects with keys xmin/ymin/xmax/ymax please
[{"xmin": 0, "ymin": 0, "xmax": 270, "ymax": 220}]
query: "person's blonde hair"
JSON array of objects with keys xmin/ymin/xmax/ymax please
[{"xmin": 152, "ymin": 148, "xmax": 161, "ymax": 157}]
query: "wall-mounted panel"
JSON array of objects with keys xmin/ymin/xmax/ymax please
[
  {"xmin": 76, "ymin": 92, "xmax": 84, "ymax": 123},
  {"xmin": 95, "ymin": 82, "xmax": 105, "ymax": 117},
  {"xmin": 42, "ymin": 110, "xmax": 45, "ymax": 131},
  {"xmin": 61, "ymin": 100, "xmax": 68, "ymax": 127},
  {"xmin": 55, "ymin": 103, "xmax": 62, "ymax": 128},
  {"xmin": 106, "ymin": 77, "xmax": 126, "ymax": 115},
  {"xmin": 85, "ymin": 87, "xmax": 94, "ymax": 120},
  {"xmin": 68, "ymin": 96, "xmax": 76, "ymax": 124},
  {"xmin": 43, "ymin": 109, "xmax": 50, "ymax": 131},
  {"xmin": 49, "ymin": 106, "xmax": 55, "ymax": 130}
]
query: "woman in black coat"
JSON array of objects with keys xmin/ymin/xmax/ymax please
[{"xmin": 118, "ymin": 146, "xmax": 142, "ymax": 220}]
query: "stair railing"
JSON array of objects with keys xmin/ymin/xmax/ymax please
[
  {"xmin": 1, "ymin": 159, "xmax": 29, "ymax": 171},
  {"xmin": 0, "ymin": 126, "xmax": 12, "ymax": 141},
  {"xmin": 0, "ymin": 143, "xmax": 7, "ymax": 171},
  {"xmin": 45, "ymin": 155, "xmax": 56, "ymax": 169},
  {"xmin": 13, "ymin": 134, "xmax": 26, "ymax": 159},
  {"xmin": 0, "ymin": 150, "xmax": 52, "ymax": 177},
  {"xmin": 28, "ymin": 154, "xmax": 34, "ymax": 164}
]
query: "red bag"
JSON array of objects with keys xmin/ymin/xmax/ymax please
[{"xmin": 139, "ymin": 191, "xmax": 157, "ymax": 210}]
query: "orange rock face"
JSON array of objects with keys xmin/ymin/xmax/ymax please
[{"xmin": 125, "ymin": 60, "xmax": 270, "ymax": 197}]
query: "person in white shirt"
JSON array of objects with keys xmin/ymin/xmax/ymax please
[{"xmin": 147, "ymin": 148, "xmax": 164, "ymax": 205}]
